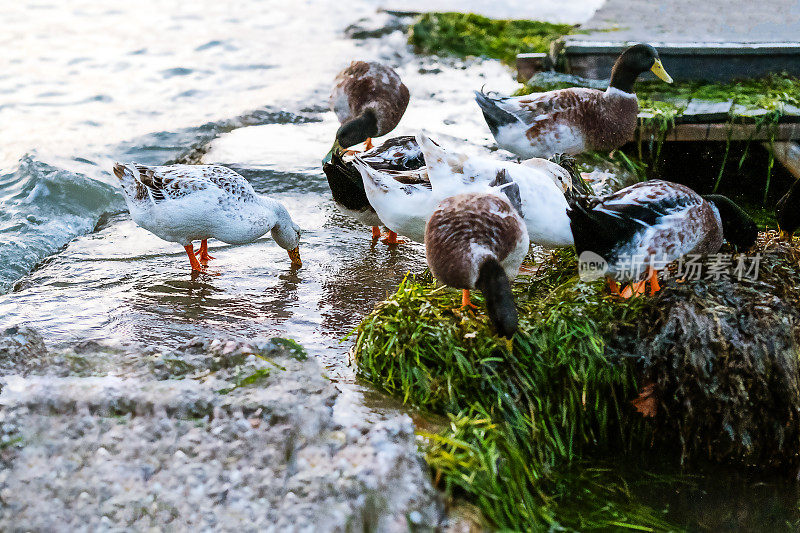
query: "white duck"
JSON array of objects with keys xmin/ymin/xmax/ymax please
[
  {"xmin": 113, "ymin": 163, "xmax": 302, "ymax": 272},
  {"xmin": 352, "ymin": 133, "xmax": 575, "ymax": 247}
]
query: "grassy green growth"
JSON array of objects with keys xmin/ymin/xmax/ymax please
[
  {"xmin": 409, "ymin": 12, "xmax": 572, "ymax": 64},
  {"xmin": 636, "ymin": 74, "xmax": 800, "ymax": 112},
  {"xmin": 353, "ymin": 250, "xmax": 674, "ymax": 530},
  {"xmin": 517, "ymin": 73, "xmax": 800, "ymax": 127},
  {"xmin": 518, "ymin": 73, "xmax": 800, "ymax": 200}
]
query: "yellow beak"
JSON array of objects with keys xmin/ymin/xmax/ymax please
[
  {"xmin": 650, "ymin": 59, "xmax": 673, "ymax": 83},
  {"xmin": 288, "ymin": 247, "xmax": 302, "ymax": 267}
]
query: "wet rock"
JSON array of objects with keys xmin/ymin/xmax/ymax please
[
  {"xmin": 0, "ymin": 336, "xmax": 443, "ymax": 530},
  {"xmin": 344, "ymin": 12, "xmax": 411, "ymax": 40},
  {"xmin": 0, "ymin": 326, "xmax": 47, "ymax": 374}
]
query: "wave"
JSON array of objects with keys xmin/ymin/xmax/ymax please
[{"xmin": 0, "ymin": 156, "xmax": 124, "ymax": 293}]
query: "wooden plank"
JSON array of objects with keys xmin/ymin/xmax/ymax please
[
  {"xmin": 636, "ymin": 123, "xmax": 800, "ymax": 142},
  {"xmin": 560, "ymin": 0, "xmax": 800, "ymax": 81},
  {"xmin": 772, "ymin": 142, "xmax": 800, "ymax": 179},
  {"xmin": 679, "ymin": 100, "xmax": 733, "ymax": 123}
]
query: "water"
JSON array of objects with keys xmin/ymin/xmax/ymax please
[
  {"xmin": 3, "ymin": 1, "xmax": 800, "ymax": 528},
  {"xmin": 0, "ymin": 0, "xmax": 561, "ymax": 381}
]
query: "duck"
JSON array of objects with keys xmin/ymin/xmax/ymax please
[
  {"xmin": 322, "ymin": 136, "xmax": 427, "ymax": 244},
  {"xmin": 475, "ymin": 43, "xmax": 673, "ymax": 159},
  {"xmin": 426, "ymin": 191, "xmax": 529, "ymax": 338},
  {"xmin": 353, "ymin": 132, "xmax": 575, "ymax": 246},
  {"xmin": 112, "ymin": 163, "xmax": 302, "ymax": 272},
  {"xmin": 566, "ymin": 181, "xmax": 758, "ymax": 297},
  {"xmin": 330, "ymin": 61, "xmax": 410, "ymax": 151},
  {"xmin": 776, "ymin": 178, "xmax": 800, "ymax": 240}
]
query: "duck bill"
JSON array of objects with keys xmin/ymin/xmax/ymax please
[
  {"xmin": 322, "ymin": 140, "xmax": 341, "ymax": 165},
  {"xmin": 287, "ymin": 247, "xmax": 302, "ymax": 267},
  {"xmin": 650, "ymin": 59, "xmax": 673, "ymax": 83}
]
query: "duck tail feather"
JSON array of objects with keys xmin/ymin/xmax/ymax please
[
  {"xmin": 415, "ymin": 132, "xmax": 468, "ymax": 192},
  {"xmin": 474, "ymin": 89, "xmax": 518, "ymax": 135}
]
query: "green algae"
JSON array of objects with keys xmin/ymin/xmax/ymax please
[
  {"xmin": 354, "ymin": 238, "xmax": 800, "ymax": 530},
  {"xmin": 354, "ymin": 250, "xmax": 667, "ymax": 530},
  {"xmin": 409, "ymin": 12, "xmax": 572, "ymax": 65},
  {"xmin": 517, "ymin": 73, "xmax": 800, "ymax": 127}
]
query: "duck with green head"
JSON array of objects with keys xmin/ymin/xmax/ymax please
[{"xmin": 475, "ymin": 43, "xmax": 673, "ymax": 159}]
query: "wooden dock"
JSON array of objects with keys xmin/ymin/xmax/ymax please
[
  {"xmin": 559, "ymin": 0, "xmax": 800, "ymax": 82},
  {"xmin": 514, "ymin": 0, "xmax": 800, "ymax": 174}
]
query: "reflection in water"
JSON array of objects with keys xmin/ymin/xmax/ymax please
[{"xmin": 0, "ymin": 185, "xmax": 427, "ymax": 382}]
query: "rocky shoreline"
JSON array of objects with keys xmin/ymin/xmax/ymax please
[{"xmin": 0, "ymin": 328, "xmax": 443, "ymax": 531}]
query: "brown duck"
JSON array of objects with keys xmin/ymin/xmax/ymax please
[
  {"xmin": 475, "ymin": 43, "xmax": 673, "ymax": 159},
  {"xmin": 425, "ymin": 191, "xmax": 529, "ymax": 338},
  {"xmin": 330, "ymin": 61, "xmax": 409, "ymax": 150}
]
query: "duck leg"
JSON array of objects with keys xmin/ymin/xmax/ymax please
[
  {"xmin": 647, "ymin": 268, "xmax": 661, "ymax": 294},
  {"xmin": 194, "ymin": 239, "xmax": 215, "ymax": 263},
  {"xmin": 364, "ymin": 138, "xmax": 374, "ymax": 151},
  {"xmin": 184, "ymin": 244, "xmax": 207, "ymax": 272},
  {"xmin": 382, "ymin": 230, "xmax": 406, "ymax": 245},
  {"xmin": 371, "ymin": 226, "xmax": 381, "ymax": 240},
  {"xmin": 629, "ymin": 279, "xmax": 648, "ymax": 297},
  {"xmin": 461, "ymin": 289, "xmax": 478, "ymax": 310},
  {"xmin": 607, "ymin": 277, "xmax": 621, "ymax": 295}
]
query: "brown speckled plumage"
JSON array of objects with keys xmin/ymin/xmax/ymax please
[
  {"xmin": 568, "ymin": 180, "xmax": 725, "ymax": 283},
  {"xmin": 518, "ymin": 88, "xmax": 638, "ymax": 151},
  {"xmin": 425, "ymin": 193, "xmax": 527, "ymax": 289},
  {"xmin": 330, "ymin": 61, "xmax": 409, "ymax": 136}
]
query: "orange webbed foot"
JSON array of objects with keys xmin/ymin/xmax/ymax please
[
  {"xmin": 607, "ymin": 277, "xmax": 621, "ymax": 296},
  {"xmin": 647, "ymin": 268, "xmax": 661, "ymax": 294},
  {"xmin": 194, "ymin": 239, "xmax": 215, "ymax": 264},
  {"xmin": 185, "ymin": 244, "xmax": 219, "ymax": 275},
  {"xmin": 381, "ymin": 230, "xmax": 407, "ymax": 245},
  {"xmin": 371, "ymin": 226, "xmax": 381, "ymax": 240}
]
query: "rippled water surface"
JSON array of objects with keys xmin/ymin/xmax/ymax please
[
  {"xmin": 1, "ymin": 0, "xmax": 576, "ymax": 386},
  {"xmin": 5, "ymin": 2, "xmax": 800, "ymax": 527}
]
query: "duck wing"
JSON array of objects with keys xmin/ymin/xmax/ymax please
[
  {"xmin": 475, "ymin": 88, "xmax": 603, "ymax": 136},
  {"xmin": 568, "ymin": 180, "xmax": 709, "ymax": 262},
  {"xmin": 134, "ymin": 164, "xmax": 257, "ymax": 204}
]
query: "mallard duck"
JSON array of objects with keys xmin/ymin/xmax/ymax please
[
  {"xmin": 776, "ymin": 179, "xmax": 800, "ymax": 240},
  {"xmin": 475, "ymin": 43, "xmax": 673, "ymax": 159},
  {"xmin": 353, "ymin": 133, "xmax": 575, "ymax": 246},
  {"xmin": 426, "ymin": 191, "xmax": 529, "ymax": 338},
  {"xmin": 322, "ymin": 135, "xmax": 428, "ymax": 243},
  {"xmin": 113, "ymin": 163, "xmax": 302, "ymax": 272},
  {"xmin": 330, "ymin": 61, "xmax": 410, "ymax": 150},
  {"xmin": 567, "ymin": 181, "xmax": 758, "ymax": 297}
]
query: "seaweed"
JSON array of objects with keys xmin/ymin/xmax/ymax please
[
  {"xmin": 408, "ymin": 13, "xmax": 572, "ymax": 65},
  {"xmin": 353, "ymin": 236, "xmax": 800, "ymax": 530}
]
